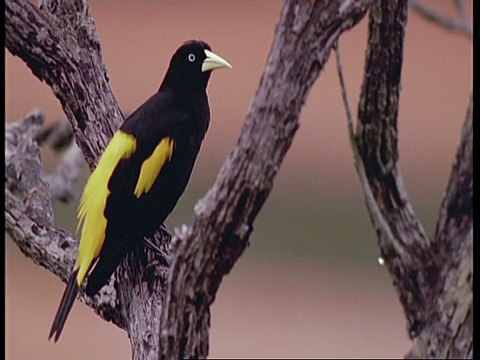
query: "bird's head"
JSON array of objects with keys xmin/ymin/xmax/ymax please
[{"xmin": 162, "ymin": 40, "xmax": 232, "ymax": 93}]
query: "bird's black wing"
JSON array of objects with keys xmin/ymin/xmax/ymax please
[{"xmin": 84, "ymin": 88, "xmax": 198, "ymax": 296}]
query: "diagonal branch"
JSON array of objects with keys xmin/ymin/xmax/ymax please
[
  {"xmin": 5, "ymin": 0, "xmax": 123, "ymax": 168},
  {"xmin": 159, "ymin": 0, "xmax": 374, "ymax": 358},
  {"xmin": 453, "ymin": 0, "xmax": 470, "ymax": 26},
  {"xmin": 409, "ymin": 0, "xmax": 472, "ymax": 39}
]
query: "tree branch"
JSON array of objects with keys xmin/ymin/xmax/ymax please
[
  {"xmin": 5, "ymin": 1, "xmax": 171, "ymax": 357},
  {"xmin": 158, "ymin": 0, "xmax": 374, "ymax": 358},
  {"xmin": 5, "ymin": 0, "xmax": 123, "ymax": 167},
  {"xmin": 409, "ymin": 0, "xmax": 472, "ymax": 39}
]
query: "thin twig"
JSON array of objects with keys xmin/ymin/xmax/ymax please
[
  {"xmin": 409, "ymin": 0, "xmax": 472, "ymax": 39},
  {"xmin": 334, "ymin": 40, "xmax": 355, "ymax": 142}
]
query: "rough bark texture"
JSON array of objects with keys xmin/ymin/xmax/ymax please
[
  {"xmin": 117, "ymin": 229, "xmax": 172, "ymax": 360},
  {"xmin": 5, "ymin": 110, "xmax": 126, "ymax": 330},
  {"xmin": 356, "ymin": 0, "xmax": 435, "ymax": 338},
  {"xmin": 5, "ymin": 0, "xmax": 472, "ymax": 359},
  {"xmin": 5, "ymin": 0, "xmax": 122, "ymax": 167},
  {"xmin": 5, "ymin": 1, "xmax": 171, "ymax": 358},
  {"xmin": 158, "ymin": 1, "xmax": 375, "ymax": 358},
  {"xmin": 352, "ymin": 0, "xmax": 472, "ymax": 357}
]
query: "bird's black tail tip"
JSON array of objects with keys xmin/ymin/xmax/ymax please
[{"xmin": 48, "ymin": 270, "xmax": 80, "ymax": 342}]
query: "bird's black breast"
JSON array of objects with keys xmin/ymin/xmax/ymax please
[{"xmin": 104, "ymin": 87, "xmax": 209, "ymax": 239}]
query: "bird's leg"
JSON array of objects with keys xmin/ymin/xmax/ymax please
[
  {"xmin": 143, "ymin": 237, "xmax": 162, "ymax": 254},
  {"xmin": 143, "ymin": 237, "xmax": 171, "ymax": 267}
]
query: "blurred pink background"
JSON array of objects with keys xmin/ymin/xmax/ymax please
[{"xmin": 5, "ymin": 1, "xmax": 472, "ymax": 358}]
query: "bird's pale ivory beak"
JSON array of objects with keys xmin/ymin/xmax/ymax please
[{"xmin": 202, "ymin": 49, "xmax": 232, "ymax": 72}]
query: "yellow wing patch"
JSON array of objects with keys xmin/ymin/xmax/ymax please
[
  {"xmin": 74, "ymin": 130, "xmax": 137, "ymax": 286},
  {"xmin": 134, "ymin": 137, "xmax": 174, "ymax": 198}
]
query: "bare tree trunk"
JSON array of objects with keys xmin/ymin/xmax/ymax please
[{"xmin": 5, "ymin": 0, "xmax": 472, "ymax": 358}]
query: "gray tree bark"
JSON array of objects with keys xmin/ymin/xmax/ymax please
[
  {"xmin": 358, "ymin": 2, "xmax": 472, "ymax": 358},
  {"xmin": 336, "ymin": 0, "xmax": 472, "ymax": 358},
  {"xmin": 5, "ymin": 0, "xmax": 472, "ymax": 359}
]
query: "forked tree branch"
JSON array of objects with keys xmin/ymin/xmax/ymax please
[{"xmin": 336, "ymin": 0, "xmax": 472, "ymax": 357}]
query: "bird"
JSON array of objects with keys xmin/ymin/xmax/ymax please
[{"xmin": 48, "ymin": 40, "xmax": 231, "ymax": 342}]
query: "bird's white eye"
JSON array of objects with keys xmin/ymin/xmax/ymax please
[{"xmin": 187, "ymin": 53, "xmax": 196, "ymax": 62}]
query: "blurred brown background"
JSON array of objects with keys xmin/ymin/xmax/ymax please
[{"xmin": 5, "ymin": 1, "xmax": 472, "ymax": 359}]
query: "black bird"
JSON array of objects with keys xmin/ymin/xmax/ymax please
[{"xmin": 49, "ymin": 40, "xmax": 231, "ymax": 342}]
